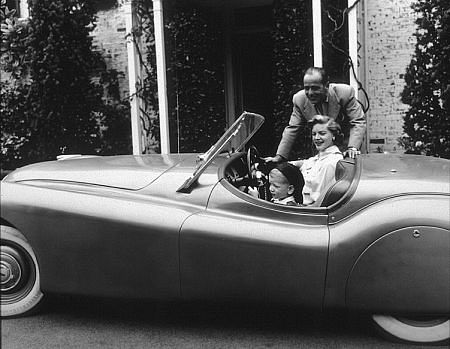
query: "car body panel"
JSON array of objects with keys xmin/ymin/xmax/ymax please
[
  {"xmin": 0, "ymin": 181, "xmax": 188, "ymax": 298},
  {"xmin": 4, "ymin": 154, "xmax": 195, "ymax": 190},
  {"xmin": 330, "ymin": 154, "xmax": 450, "ymax": 220},
  {"xmin": 325, "ymin": 194, "xmax": 450, "ymax": 312},
  {"xmin": 346, "ymin": 225, "xmax": 449, "ymax": 313},
  {"xmin": 1, "ymin": 111, "xmax": 449, "ymax": 321},
  {"xmin": 2, "ymin": 151, "xmax": 449, "ymax": 314},
  {"xmin": 142, "ymin": 156, "xmax": 222, "ymax": 207},
  {"xmin": 180, "ymin": 180, "xmax": 329, "ymax": 307}
]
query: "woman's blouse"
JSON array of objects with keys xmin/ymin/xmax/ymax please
[{"xmin": 300, "ymin": 145, "xmax": 343, "ymax": 206}]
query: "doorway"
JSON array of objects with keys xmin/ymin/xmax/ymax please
[{"xmin": 230, "ymin": 7, "xmax": 275, "ymax": 156}]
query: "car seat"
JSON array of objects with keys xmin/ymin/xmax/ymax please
[{"xmin": 320, "ymin": 158, "xmax": 356, "ymax": 207}]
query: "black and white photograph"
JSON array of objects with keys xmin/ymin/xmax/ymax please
[{"xmin": 1, "ymin": 0, "xmax": 449, "ymax": 348}]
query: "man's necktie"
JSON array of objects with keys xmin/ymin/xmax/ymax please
[{"xmin": 315, "ymin": 103, "xmax": 323, "ymax": 115}]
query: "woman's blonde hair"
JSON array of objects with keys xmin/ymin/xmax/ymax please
[{"xmin": 309, "ymin": 115, "xmax": 343, "ymax": 145}]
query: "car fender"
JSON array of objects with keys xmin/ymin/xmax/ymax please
[
  {"xmin": 346, "ymin": 225, "xmax": 449, "ymax": 313},
  {"xmin": 0, "ymin": 181, "xmax": 197, "ymax": 299},
  {"xmin": 325, "ymin": 194, "xmax": 449, "ymax": 313}
]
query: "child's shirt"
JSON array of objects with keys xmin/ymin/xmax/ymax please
[{"xmin": 271, "ymin": 195, "xmax": 298, "ymax": 206}]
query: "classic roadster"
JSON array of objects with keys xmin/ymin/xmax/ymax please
[{"xmin": 1, "ymin": 112, "xmax": 449, "ymax": 344}]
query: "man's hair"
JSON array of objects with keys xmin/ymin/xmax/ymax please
[{"xmin": 304, "ymin": 67, "xmax": 329, "ymax": 85}]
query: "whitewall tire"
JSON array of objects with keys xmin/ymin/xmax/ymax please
[
  {"xmin": 372, "ymin": 314, "xmax": 450, "ymax": 345},
  {"xmin": 1, "ymin": 225, "xmax": 44, "ymax": 318}
]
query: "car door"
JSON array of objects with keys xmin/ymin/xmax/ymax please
[{"xmin": 179, "ymin": 181, "xmax": 330, "ymax": 307}]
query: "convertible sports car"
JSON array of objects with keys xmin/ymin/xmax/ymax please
[{"xmin": 1, "ymin": 112, "xmax": 449, "ymax": 344}]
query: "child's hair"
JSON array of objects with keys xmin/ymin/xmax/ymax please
[{"xmin": 272, "ymin": 162, "xmax": 305, "ymax": 204}]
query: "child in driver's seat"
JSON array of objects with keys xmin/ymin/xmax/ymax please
[{"xmin": 269, "ymin": 163, "xmax": 304, "ymax": 206}]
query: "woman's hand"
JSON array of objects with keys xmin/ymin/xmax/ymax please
[{"xmin": 344, "ymin": 147, "xmax": 361, "ymax": 159}]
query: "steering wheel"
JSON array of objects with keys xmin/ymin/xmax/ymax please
[
  {"xmin": 246, "ymin": 146, "xmax": 269, "ymax": 200},
  {"xmin": 247, "ymin": 145, "xmax": 262, "ymax": 179}
]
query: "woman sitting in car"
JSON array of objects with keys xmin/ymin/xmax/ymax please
[{"xmin": 289, "ymin": 115, "xmax": 344, "ymax": 206}]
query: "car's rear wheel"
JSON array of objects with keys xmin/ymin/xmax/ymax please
[
  {"xmin": 372, "ymin": 314, "xmax": 449, "ymax": 345},
  {"xmin": 1, "ymin": 225, "xmax": 44, "ymax": 318}
]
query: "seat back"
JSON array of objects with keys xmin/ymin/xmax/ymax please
[{"xmin": 321, "ymin": 158, "xmax": 356, "ymax": 207}]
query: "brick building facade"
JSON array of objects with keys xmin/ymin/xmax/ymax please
[
  {"xmin": 3, "ymin": 0, "xmax": 419, "ymax": 154},
  {"xmin": 91, "ymin": 4, "xmax": 130, "ymax": 101},
  {"xmin": 362, "ymin": 0, "xmax": 417, "ymax": 153},
  {"xmin": 92, "ymin": 0, "xmax": 418, "ymax": 154}
]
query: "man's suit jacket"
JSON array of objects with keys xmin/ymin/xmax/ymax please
[{"xmin": 276, "ymin": 83, "xmax": 366, "ymax": 159}]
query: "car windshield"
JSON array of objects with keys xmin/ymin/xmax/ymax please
[{"xmin": 177, "ymin": 112, "xmax": 265, "ymax": 193}]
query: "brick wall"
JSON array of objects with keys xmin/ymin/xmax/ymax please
[
  {"xmin": 364, "ymin": 0, "xmax": 417, "ymax": 153},
  {"xmin": 1, "ymin": 3, "xmax": 130, "ymax": 100},
  {"xmin": 89, "ymin": 1, "xmax": 419, "ymax": 154},
  {"xmin": 2, "ymin": 1, "xmax": 420, "ymax": 155},
  {"xmin": 91, "ymin": 4, "xmax": 129, "ymax": 100}
]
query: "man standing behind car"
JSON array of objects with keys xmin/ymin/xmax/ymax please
[{"xmin": 266, "ymin": 67, "xmax": 366, "ymax": 162}]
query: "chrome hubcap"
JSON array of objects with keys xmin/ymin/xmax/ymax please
[{"xmin": 1, "ymin": 252, "xmax": 22, "ymax": 292}]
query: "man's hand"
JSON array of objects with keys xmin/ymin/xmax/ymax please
[
  {"xmin": 263, "ymin": 154, "xmax": 285, "ymax": 163},
  {"xmin": 345, "ymin": 147, "xmax": 361, "ymax": 159},
  {"xmin": 288, "ymin": 160, "xmax": 304, "ymax": 168},
  {"xmin": 263, "ymin": 154, "xmax": 286, "ymax": 164}
]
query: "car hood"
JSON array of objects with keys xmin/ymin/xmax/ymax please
[{"xmin": 3, "ymin": 154, "xmax": 198, "ymax": 190}]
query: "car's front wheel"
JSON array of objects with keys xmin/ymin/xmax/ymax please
[
  {"xmin": 372, "ymin": 314, "xmax": 449, "ymax": 345},
  {"xmin": 1, "ymin": 225, "xmax": 44, "ymax": 318}
]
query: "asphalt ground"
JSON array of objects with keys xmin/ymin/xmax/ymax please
[{"xmin": 2, "ymin": 294, "xmax": 445, "ymax": 349}]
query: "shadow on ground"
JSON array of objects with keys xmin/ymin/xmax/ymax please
[{"xmin": 43, "ymin": 294, "xmax": 373, "ymax": 338}]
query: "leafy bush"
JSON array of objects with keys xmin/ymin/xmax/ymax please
[
  {"xmin": 1, "ymin": 0, "xmax": 31, "ymax": 168},
  {"xmin": 134, "ymin": 1, "xmax": 160, "ymax": 153},
  {"xmin": 135, "ymin": 1, "xmax": 315, "ymax": 155},
  {"xmin": 165, "ymin": 6, "xmax": 225, "ymax": 153},
  {"xmin": 0, "ymin": 1, "xmax": 30, "ymax": 79},
  {"xmin": 0, "ymin": 83, "xmax": 29, "ymax": 166},
  {"xmin": 401, "ymin": 0, "xmax": 450, "ymax": 158},
  {"xmin": 1, "ymin": 0, "xmax": 131, "ymax": 169},
  {"xmin": 137, "ymin": 2, "xmax": 226, "ymax": 154},
  {"xmin": 271, "ymin": 0, "xmax": 312, "ymax": 158}
]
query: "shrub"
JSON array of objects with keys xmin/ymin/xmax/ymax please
[
  {"xmin": 138, "ymin": 2, "xmax": 226, "ymax": 154},
  {"xmin": 401, "ymin": 0, "xmax": 450, "ymax": 158},
  {"xmin": 1, "ymin": 0, "xmax": 131, "ymax": 169},
  {"xmin": 271, "ymin": 0, "xmax": 312, "ymax": 158}
]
